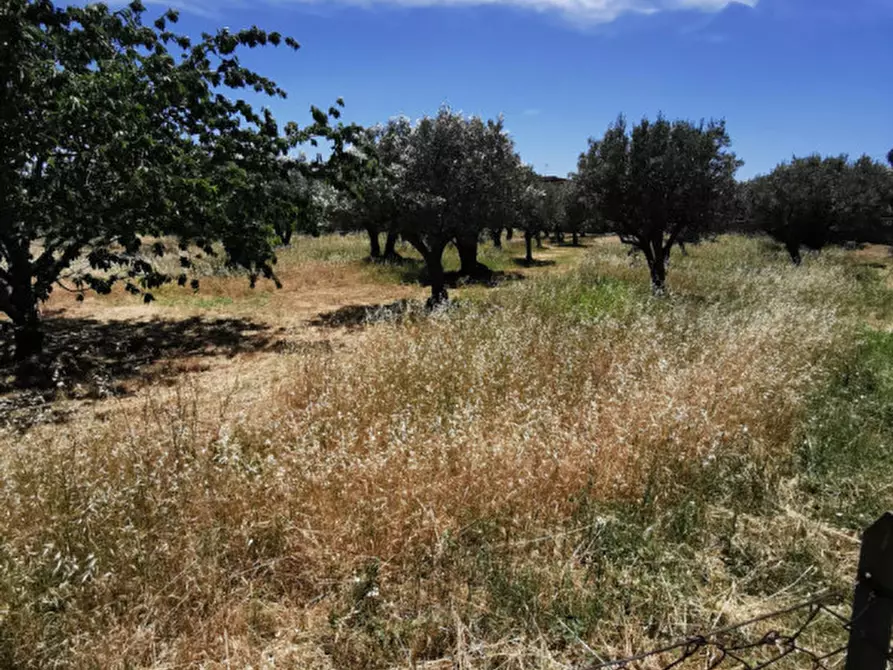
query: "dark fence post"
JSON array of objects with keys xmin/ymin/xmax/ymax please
[{"xmin": 846, "ymin": 512, "xmax": 893, "ymax": 670}]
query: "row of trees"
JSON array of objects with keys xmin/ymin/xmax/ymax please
[
  {"xmin": 329, "ymin": 111, "xmax": 580, "ymax": 304},
  {"xmin": 3, "ymin": 1, "xmax": 892, "ymax": 365},
  {"xmin": 330, "ymin": 113, "xmax": 892, "ymax": 298}
]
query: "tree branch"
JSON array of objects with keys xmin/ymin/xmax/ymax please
[
  {"xmin": 34, "ymin": 239, "xmax": 89, "ymax": 298},
  {"xmin": 662, "ymin": 223, "xmax": 685, "ymax": 256}
]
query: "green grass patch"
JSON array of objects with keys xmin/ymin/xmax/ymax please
[
  {"xmin": 279, "ymin": 233, "xmax": 371, "ymax": 263},
  {"xmin": 796, "ymin": 328, "xmax": 893, "ymax": 529},
  {"xmin": 153, "ymin": 293, "xmax": 271, "ymax": 310}
]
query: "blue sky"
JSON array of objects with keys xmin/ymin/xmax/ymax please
[{"xmin": 147, "ymin": 0, "xmax": 891, "ymax": 179}]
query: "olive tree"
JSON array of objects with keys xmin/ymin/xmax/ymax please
[
  {"xmin": 538, "ymin": 177, "xmax": 569, "ymax": 244},
  {"xmin": 341, "ymin": 122, "xmax": 409, "ymax": 260},
  {"xmin": 576, "ymin": 115, "xmax": 740, "ymax": 292},
  {"xmin": 516, "ymin": 170, "xmax": 547, "ymax": 264},
  {"xmin": 0, "ymin": 0, "xmax": 347, "ymax": 362},
  {"xmin": 563, "ymin": 187, "xmax": 587, "ymax": 247},
  {"xmin": 268, "ymin": 158, "xmax": 331, "ymax": 246},
  {"xmin": 390, "ymin": 108, "xmax": 521, "ymax": 305},
  {"xmin": 748, "ymin": 155, "xmax": 893, "ymax": 264},
  {"xmin": 454, "ymin": 115, "xmax": 521, "ymax": 280}
]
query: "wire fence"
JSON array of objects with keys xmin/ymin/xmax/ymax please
[{"xmin": 582, "ymin": 513, "xmax": 893, "ymax": 670}]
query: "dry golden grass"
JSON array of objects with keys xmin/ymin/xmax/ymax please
[{"xmin": 1, "ymin": 234, "xmax": 890, "ymax": 668}]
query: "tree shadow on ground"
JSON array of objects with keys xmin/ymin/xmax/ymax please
[
  {"xmin": 372, "ymin": 257, "xmax": 426, "ymax": 284},
  {"xmin": 443, "ymin": 270, "xmax": 525, "ymax": 288},
  {"xmin": 375, "ymin": 258, "xmax": 525, "ymax": 288},
  {"xmin": 512, "ymin": 258, "xmax": 557, "ymax": 268},
  {"xmin": 310, "ymin": 299, "xmax": 418, "ymax": 329},
  {"xmin": 0, "ymin": 315, "xmax": 280, "ymax": 428},
  {"xmin": 367, "ymin": 254, "xmax": 415, "ymax": 266}
]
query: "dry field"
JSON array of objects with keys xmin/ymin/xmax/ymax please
[{"xmin": 2, "ymin": 234, "xmax": 893, "ymax": 668}]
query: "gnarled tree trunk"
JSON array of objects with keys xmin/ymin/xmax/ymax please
[
  {"xmin": 457, "ymin": 238, "xmax": 491, "ymax": 279},
  {"xmin": 642, "ymin": 241, "xmax": 668, "ymax": 294},
  {"xmin": 403, "ymin": 233, "xmax": 449, "ymax": 309},
  {"xmin": 13, "ymin": 314, "xmax": 43, "ymax": 363},
  {"xmin": 1, "ymin": 259, "xmax": 43, "ymax": 363},
  {"xmin": 426, "ymin": 252, "xmax": 449, "ymax": 307},
  {"xmin": 383, "ymin": 231, "xmax": 400, "ymax": 260},
  {"xmin": 366, "ymin": 226, "xmax": 382, "ymax": 258},
  {"xmin": 2, "ymin": 261, "xmax": 48, "ymax": 386},
  {"xmin": 648, "ymin": 253, "xmax": 667, "ymax": 293}
]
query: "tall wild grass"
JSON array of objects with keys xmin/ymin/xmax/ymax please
[{"xmin": 1, "ymin": 236, "xmax": 891, "ymax": 668}]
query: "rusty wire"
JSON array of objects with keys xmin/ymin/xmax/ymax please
[{"xmin": 581, "ymin": 590, "xmax": 893, "ymax": 670}]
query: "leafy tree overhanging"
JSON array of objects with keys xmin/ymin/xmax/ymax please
[{"xmin": 0, "ymin": 0, "xmax": 350, "ymax": 362}]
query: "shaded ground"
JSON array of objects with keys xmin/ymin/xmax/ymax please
[
  {"xmin": 375, "ymin": 256, "xmax": 527, "ymax": 287},
  {"xmin": 0, "ymin": 316, "xmax": 277, "ymax": 398},
  {"xmin": 512, "ymin": 258, "xmax": 557, "ymax": 268},
  {"xmin": 442, "ymin": 268, "xmax": 526, "ymax": 287},
  {"xmin": 309, "ymin": 299, "xmax": 417, "ymax": 329}
]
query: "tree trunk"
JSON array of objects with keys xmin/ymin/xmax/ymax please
[
  {"xmin": 426, "ymin": 251, "xmax": 449, "ymax": 308},
  {"xmin": 490, "ymin": 229, "xmax": 502, "ymax": 248},
  {"xmin": 786, "ymin": 241, "xmax": 802, "ymax": 265},
  {"xmin": 404, "ymin": 234, "xmax": 449, "ymax": 309},
  {"xmin": 572, "ymin": 231, "xmax": 579, "ymax": 246},
  {"xmin": 457, "ymin": 239, "xmax": 477, "ymax": 275},
  {"xmin": 535, "ymin": 233, "xmax": 543, "ymax": 249},
  {"xmin": 274, "ymin": 222, "xmax": 293, "ymax": 246},
  {"xmin": 14, "ymin": 315, "xmax": 43, "ymax": 363},
  {"xmin": 9, "ymin": 272, "xmax": 49, "ymax": 387},
  {"xmin": 4, "ymin": 260, "xmax": 43, "ymax": 363},
  {"xmin": 648, "ymin": 255, "xmax": 667, "ymax": 294},
  {"xmin": 525, "ymin": 231, "xmax": 534, "ymax": 264},
  {"xmin": 505, "ymin": 228, "xmax": 514, "ymax": 241},
  {"xmin": 367, "ymin": 226, "xmax": 382, "ymax": 258},
  {"xmin": 457, "ymin": 238, "xmax": 491, "ymax": 279},
  {"xmin": 383, "ymin": 231, "xmax": 400, "ymax": 260}
]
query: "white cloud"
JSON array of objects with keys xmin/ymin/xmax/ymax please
[{"xmin": 158, "ymin": 0, "xmax": 758, "ymax": 24}]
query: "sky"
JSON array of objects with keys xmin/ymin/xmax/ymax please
[{"xmin": 144, "ymin": 0, "xmax": 892, "ymax": 179}]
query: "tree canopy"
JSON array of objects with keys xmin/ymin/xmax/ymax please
[
  {"xmin": 748, "ymin": 154, "xmax": 893, "ymax": 263},
  {"xmin": 0, "ymin": 0, "xmax": 348, "ymax": 364},
  {"xmin": 575, "ymin": 115, "xmax": 740, "ymax": 291},
  {"xmin": 371, "ymin": 108, "xmax": 524, "ymax": 305},
  {"xmin": 330, "ymin": 122, "xmax": 407, "ymax": 260}
]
